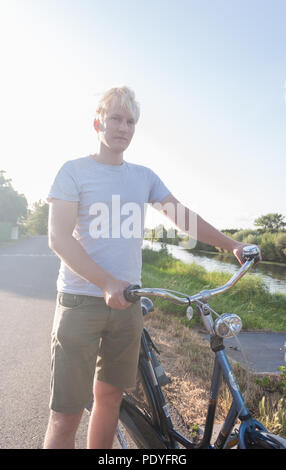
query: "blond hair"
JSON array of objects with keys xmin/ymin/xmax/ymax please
[{"xmin": 95, "ymin": 86, "xmax": 140, "ymax": 123}]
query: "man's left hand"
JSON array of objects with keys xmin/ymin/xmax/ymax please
[{"xmin": 233, "ymin": 243, "xmax": 262, "ymax": 266}]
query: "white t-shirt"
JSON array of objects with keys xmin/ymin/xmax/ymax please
[{"xmin": 47, "ymin": 155, "xmax": 171, "ymax": 296}]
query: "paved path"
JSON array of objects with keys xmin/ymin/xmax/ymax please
[
  {"xmin": 223, "ymin": 332, "xmax": 286, "ymax": 374},
  {"xmin": 0, "ymin": 235, "xmax": 89, "ymax": 449},
  {"xmin": 204, "ymin": 331, "xmax": 286, "ymax": 374}
]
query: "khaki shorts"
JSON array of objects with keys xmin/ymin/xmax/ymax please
[{"xmin": 49, "ymin": 292, "xmax": 143, "ymax": 414}]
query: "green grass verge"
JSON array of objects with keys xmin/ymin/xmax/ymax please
[{"xmin": 142, "ymin": 248, "xmax": 286, "ymax": 332}]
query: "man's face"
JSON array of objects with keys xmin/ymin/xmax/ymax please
[{"xmin": 97, "ymin": 103, "xmax": 136, "ymax": 153}]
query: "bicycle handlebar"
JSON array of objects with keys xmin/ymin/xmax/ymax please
[{"xmin": 123, "ymin": 245, "xmax": 261, "ymax": 305}]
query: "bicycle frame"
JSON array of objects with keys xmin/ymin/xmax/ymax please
[
  {"xmin": 119, "ymin": 313, "xmax": 268, "ymax": 449},
  {"xmin": 118, "ymin": 246, "xmax": 286, "ymax": 449}
]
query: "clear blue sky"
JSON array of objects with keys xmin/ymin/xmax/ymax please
[{"xmin": 0, "ymin": 0, "xmax": 285, "ymax": 229}]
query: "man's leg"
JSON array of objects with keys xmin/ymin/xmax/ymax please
[
  {"xmin": 87, "ymin": 380, "xmax": 123, "ymax": 449},
  {"xmin": 43, "ymin": 409, "xmax": 84, "ymax": 449},
  {"xmin": 45, "ymin": 294, "xmax": 108, "ymax": 449}
]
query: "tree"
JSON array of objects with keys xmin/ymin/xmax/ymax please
[
  {"xmin": 0, "ymin": 170, "xmax": 27, "ymax": 224},
  {"xmin": 24, "ymin": 200, "xmax": 49, "ymax": 235},
  {"xmin": 254, "ymin": 213, "xmax": 286, "ymax": 232}
]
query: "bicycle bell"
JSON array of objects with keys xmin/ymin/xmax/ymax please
[
  {"xmin": 242, "ymin": 244, "xmax": 260, "ymax": 260},
  {"xmin": 214, "ymin": 313, "xmax": 242, "ymax": 338}
]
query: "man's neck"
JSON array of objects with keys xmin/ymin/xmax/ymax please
[{"xmin": 92, "ymin": 144, "xmax": 123, "ymax": 166}]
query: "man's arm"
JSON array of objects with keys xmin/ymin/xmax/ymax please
[
  {"xmin": 157, "ymin": 194, "xmax": 254, "ymax": 265},
  {"xmin": 48, "ymin": 199, "xmax": 130, "ymax": 309}
]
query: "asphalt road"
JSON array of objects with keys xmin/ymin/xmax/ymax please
[
  {"xmin": 221, "ymin": 331, "xmax": 286, "ymax": 374},
  {"xmin": 0, "ymin": 235, "xmax": 89, "ymax": 449}
]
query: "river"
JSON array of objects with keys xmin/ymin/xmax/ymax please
[{"xmin": 142, "ymin": 240, "xmax": 286, "ymax": 296}]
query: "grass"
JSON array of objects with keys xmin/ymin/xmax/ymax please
[
  {"xmin": 141, "ymin": 247, "xmax": 286, "ymax": 438},
  {"xmin": 142, "ymin": 247, "xmax": 286, "ymax": 332}
]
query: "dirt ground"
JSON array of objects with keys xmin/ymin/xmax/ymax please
[{"xmin": 142, "ymin": 312, "xmax": 227, "ymax": 439}]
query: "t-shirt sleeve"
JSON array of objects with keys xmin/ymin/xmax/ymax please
[
  {"xmin": 47, "ymin": 161, "xmax": 80, "ymax": 202},
  {"xmin": 147, "ymin": 168, "xmax": 171, "ymax": 204}
]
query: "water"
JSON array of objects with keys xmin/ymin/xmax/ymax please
[{"xmin": 143, "ymin": 240, "xmax": 286, "ymax": 296}]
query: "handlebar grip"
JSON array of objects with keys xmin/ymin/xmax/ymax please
[
  {"xmin": 242, "ymin": 245, "xmax": 261, "ymax": 264},
  {"xmin": 123, "ymin": 284, "xmax": 141, "ymax": 303}
]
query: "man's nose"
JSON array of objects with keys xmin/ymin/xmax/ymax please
[{"xmin": 118, "ymin": 120, "xmax": 128, "ymax": 131}]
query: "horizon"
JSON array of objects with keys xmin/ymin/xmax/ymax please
[{"xmin": 2, "ymin": 165, "xmax": 284, "ymax": 233}]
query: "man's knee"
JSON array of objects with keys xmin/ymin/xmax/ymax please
[
  {"xmin": 43, "ymin": 410, "xmax": 84, "ymax": 449},
  {"xmin": 47, "ymin": 409, "xmax": 83, "ymax": 434}
]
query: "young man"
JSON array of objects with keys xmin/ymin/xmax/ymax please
[{"xmin": 44, "ymin": 86, "xmax": 256, "ymax": 449}]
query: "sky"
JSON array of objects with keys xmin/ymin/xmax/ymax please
[{"xmin": 0, "ymin": 0, "xmax": 285, "ymax": 230}]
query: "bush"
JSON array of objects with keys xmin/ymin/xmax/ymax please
[
  {"xmin": 244, "ymin": 233, "xmax": 262, "ymax": 245},
  {"xmin": 260, "ymin": 241, "xmax": 278, "ymax": 261},
  {"xmin": 275, "ymin": 234, "xmax": 286, "ymax": 260},
  {"xmin": 23, "ymin": 200, "xmax": 48, "ymax": 235},
  {"xmin": 232, "ymin": 229, "xmax": 255, "ymax": 242}
]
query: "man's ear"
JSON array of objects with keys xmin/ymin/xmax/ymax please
[{"xmin": 93, "ymin": 118, "xmax": 100, "ymax": 133}]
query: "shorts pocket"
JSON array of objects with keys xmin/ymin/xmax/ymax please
[{"xmin": 57, "ymin": 292, "xmax": 85, "ymax": 308}]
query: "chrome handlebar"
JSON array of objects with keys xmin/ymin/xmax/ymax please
[{"xmin": 123, "ymin": 245, "xmax": 260, "ymax": 305}]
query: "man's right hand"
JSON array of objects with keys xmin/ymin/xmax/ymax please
[{"xmin": 103, "ymin": 278, "xmax": 132, "ymax": 310}]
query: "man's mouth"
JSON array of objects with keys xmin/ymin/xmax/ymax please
[{"xmin": 115, "ymin": 136, "xmax": 128, "ymax": 141}]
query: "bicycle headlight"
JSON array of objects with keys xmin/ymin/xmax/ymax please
[{"xmin": 214, "ymin": 313, "xmax": 242, "ymax": 338}]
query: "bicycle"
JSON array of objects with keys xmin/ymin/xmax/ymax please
[{"xmin": 116, "ymin": 245, "xmax": 286, "ymax": 449}]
